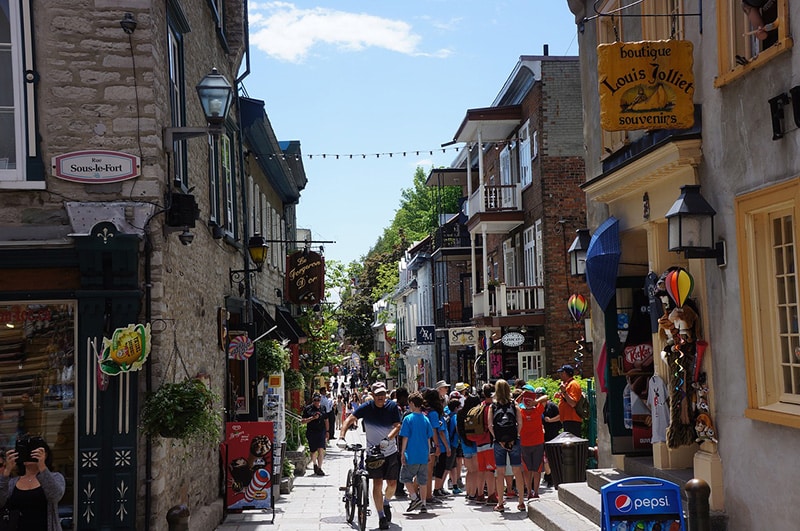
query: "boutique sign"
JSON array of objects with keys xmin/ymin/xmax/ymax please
[
  {"xmin": 598, "ymin": 40, "xmax": 695, "ymax": 131},
  {"xmin": 285, "ymin": 250, "xmax": 324, "ymax": 305}
]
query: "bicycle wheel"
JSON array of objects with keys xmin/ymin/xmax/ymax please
[
  {"xmin": 344, "ymin": 469, "xmax": 355, "ymax": 523},
  {"xmin": 357, "ymin": 474, "xmax": 369, "ymax": 531}
]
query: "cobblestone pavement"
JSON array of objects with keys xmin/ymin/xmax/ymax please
[{"xmin": 217, "ymin": 426, "xmax": 553, "ymax": 530}]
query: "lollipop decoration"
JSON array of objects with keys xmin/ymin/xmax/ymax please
[
  {"xmin": 567, "ymin": 294, "xmax": 588, "ymax": 322},
  {"xmin": 664, "ymin": 268, "xmax": 694, "ymax": 308}
]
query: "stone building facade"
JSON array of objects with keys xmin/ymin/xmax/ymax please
[{"xmin": 1, "ymin": 1, "xmax": 305, "ymax": 529}]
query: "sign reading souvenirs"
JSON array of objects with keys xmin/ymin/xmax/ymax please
[
  {"xmin": 598, "ymin": 40, "xmax": 695, "ymax": 131},
  {"xmin": 285, "ymin": 250, "xmax": 324, "ymax": 305},
  {"xmin": 449, "ymin": 327, "xmax": 475, "ymax": 346},
  {"xmin": 52, "ymin": 150, "xmax": 141, "ymax": 183}
]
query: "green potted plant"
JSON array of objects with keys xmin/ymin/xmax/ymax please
[
  {"xmin": 284, "ymin": 367, "xmax": 305, "ymax": 392},
  {"xmin": 140, "ymin": 378, "xmax": 221, "ymax": 444},
  {"xmin": 256, "ymin": 339, "xmax": 290, "ymax": 381}
]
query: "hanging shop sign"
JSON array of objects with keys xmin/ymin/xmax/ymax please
[
  {"xmin": 285, "ymin": 250, "xmax": 325, "ymax": 305},
  {"xmin": 449, "ymin": 327, "xmax": 475, "ymax": 346},
  {"xmin": 98, "ymin": 323, "xmax": 152, "ymax": 375},
  {"xmin": 51, "ymin": 150, "xmax": 140, "ymax": 183},
  {"xmin": 501, "ymin": 332, "xmax": 525, "ymax": 347},
  {"xmin": 228, "ymin": 333, "xmax": 255, "ymax": 360},
  {"xmin": 598, "ymin": 40, "xmax": 695, "ymax": 131},
  {"xmin": 416, "ymin": 325, "xmax": 435, "ymax": 345}
]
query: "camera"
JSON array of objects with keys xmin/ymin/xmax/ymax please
[{"xmin": 15, "ymin": 435, "xmax": 45, "ymax": 464}]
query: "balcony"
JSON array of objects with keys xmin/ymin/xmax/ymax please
[
  {"xmin": 434, "ymin": 224, "xmax": 471, "ymax": 249},
  {"xmin": 466, "ymin": 184, "xmax": 524, "ymax": 234},
  {"xmin": 472, "ymin": 283, "xmax": 545, "ymax": 319},
  {"xmin": 435, "ymin": 301, "xmax": 473, "ymax": 327}
]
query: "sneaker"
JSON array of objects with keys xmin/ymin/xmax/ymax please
[
  {"xmin": 451, "ymin": 486, "xmax": 463, "ymax": 495},
  {"xmin": 505, "ymin": 490, "xmax": 516, "ymax": 499},
  {"xmin": 379, "ymin": 516, "xmax": 390, "ymax": 530},
  {"xmin": 407, "ymin": 498, "xmax": 422, "ymax": 512},
  {"xmin": 474, "ymin": 495, "xmax": 485, "ymax": 503},
  {"xmin": 395, "ymin": 489, "xmax": 408, "ymax": 498},
  {"xmin": 486, "ymin": 493, "xmax": 498, "ymax": 505},
  {"xmin": 433, "ymin": 488, "xmax": 451, "ymax": 497},
  {"xmin": 419, "ymin": 505, "xmax": 428, "ymax": 513},
  {"xmin": 384, "ymin": 504, "xmax": 392, "ymax": 523},
  {"xmin": 426, "ymin": 497, "xmax": 443, "ymax": 505}
]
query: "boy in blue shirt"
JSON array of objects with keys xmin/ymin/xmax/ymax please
[{"xmin": 399, "ymin": 392, "xmax": 434, "ymax": 513}]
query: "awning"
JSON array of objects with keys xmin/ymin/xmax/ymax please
[
  {"xmin": 276, "ymin": 306, "xmax": 307, "ymax": 344},
  {"xmin": 252, "ymin": 299, "xmax": 284, "ymax": 342}
]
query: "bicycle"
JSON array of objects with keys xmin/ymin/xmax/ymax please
[{"xmin": 340, "ymin": 442, "xmax": 370, "ymax": 531}]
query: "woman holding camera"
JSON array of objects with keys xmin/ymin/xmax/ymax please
[{"xmin": 0, "ymin": 436, "xmax": 66, "ymax": 530}]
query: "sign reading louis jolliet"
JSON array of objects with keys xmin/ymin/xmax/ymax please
[{"xmin": 598, "ymin": 40, "xmax": 695, "ymax": 131}]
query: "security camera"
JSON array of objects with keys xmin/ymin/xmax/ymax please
[{"xmin": 178, "ymin": 229, "xmax": 194, "ymax": 246}]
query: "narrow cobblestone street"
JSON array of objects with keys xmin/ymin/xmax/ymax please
[{"xmin": 217, "ymin": 426, "xmax": 553, "ymax": 530}]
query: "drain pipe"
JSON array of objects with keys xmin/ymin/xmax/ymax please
[{"xmin": 144, "ymin": 234, "xmax": 154, "ymax": 531}]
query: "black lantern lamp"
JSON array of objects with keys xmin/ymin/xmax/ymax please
[
  {"xmin": 568, "ymin": 228, "xmax": 591, "ymax": 276},
  {"xmin": 246, "ymin": 233, "xmax": 268, "ymax": 272},
  {"xmin": 164, "ymin": 67, "xmax": 233, "ymax": 150},
  {"xmin": 665, "ymin": 185, "xmax": 726, "ymax": 267},
  {"xmin": 229, "ymin": 233, "xmax": 269, "ymax": 294}
]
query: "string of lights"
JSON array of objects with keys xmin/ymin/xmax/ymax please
[{"xmin": 247, "ymin": 140, "xmax": 519, "ymax": 162}]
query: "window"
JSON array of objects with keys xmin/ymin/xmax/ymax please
[
  {"xmin": 209, "ymin": 132, "xmax": 236, "ymax": 236},
  {"xmin": 737, "ymin": 177, "xmax": 800, "ymax": 428},
  {"xmin": 642, "ymin": 0, "xmax": 684, "ymax": 40},
  {"xmin": 503, "ymin": 238, "xmax": 517, "ymax": 286},
  {"xmin": 524, "ymin": 226, "xmax": 536, "ymax": 286},
  {"xmin": 0, "ymin": 0, "xmax": 43, "ymax": 187},
  {"xmin": 715, "ymin": 0, "xmax": 791, "ymax": 87},
  {"xmin": 207, "ymin": 0, "xmax": 227, "ymax": 47},
  {"xmin": 519, "ymin": 122, "xmax": 532, "ymax": 188},
  {"xmin": 168, "ymin": 14, "xmax": 188, "ymax": 187}
]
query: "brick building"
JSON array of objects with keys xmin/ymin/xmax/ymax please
[
  {"xmin": 1, "ymin": 1, "xmax": 306, "ymax": 529},
  {"xmin": 428, "ymin": 53, "xmax": 588, "ymax": 386}
]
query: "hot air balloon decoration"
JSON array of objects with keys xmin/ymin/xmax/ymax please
[
  {"xmin": 568, "ymin": 294, "xmax": 588, "ymax": 322},
  {"xmin": 664, "ymin": 268, "xmax": 694, "ymax": 308}
]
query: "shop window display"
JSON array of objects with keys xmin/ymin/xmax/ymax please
[{"xmin": 0, "ymin": 302, "xmax": 75, "ymax": 514}]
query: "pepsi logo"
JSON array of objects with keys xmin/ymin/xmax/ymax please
[{"xmin": 615, "ymin": 494, "xmax": 633, "ymax": 513}]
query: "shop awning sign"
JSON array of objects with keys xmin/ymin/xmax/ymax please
[
  {"xmin": 449, "ymin": 327, "xmax": 475, "ymax": 346},
  {"xmin": 52, "ymin": 150, "xmax": 140, "ymax": 183},
  {"xmin": 598, "ymin": 40, "xmax": 695, "ymax": 131}
]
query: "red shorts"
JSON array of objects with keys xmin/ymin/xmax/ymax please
[{"xmin": 476, "ymin": 444, "xmax": 496, "ymax": 471}]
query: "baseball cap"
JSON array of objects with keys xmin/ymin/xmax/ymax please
[
  {"xmin": 455, "ymin": 382, "xmax": 470, "ymax": 392},
  {"xmin": 534, "ymin": 387, "xmax": 547, "ymax": 395},
  {"xmin": 522, "ymin": 384, "xmax": 535, "ymax": 392},
  {"xmin": 371, "ymin": 382, "xmax": 387, "ymax": 395},
  {"xmin": 449, "ymin": 391, "xmax": 463, "ymax": 400},
  {"xmin": 435, "ymin": 380, "xmax": 450, "ymax": 389},
  {"xmin": 557, "ymin": 364, "xmax": 574, "ymax": 375}
]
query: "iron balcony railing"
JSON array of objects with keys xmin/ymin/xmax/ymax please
[{"xmin": 434, "ymin": 224, "xmax": 471, "ymax": 249}]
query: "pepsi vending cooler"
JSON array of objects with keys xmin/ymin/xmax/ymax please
[{"xmin": 600, "ymin": 476, "xmax": 685, "ymax": 531}]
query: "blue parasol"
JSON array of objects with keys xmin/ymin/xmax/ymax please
[{"xmin": 585, "ymin": 216, "xmax": 621, "ymax": 311}]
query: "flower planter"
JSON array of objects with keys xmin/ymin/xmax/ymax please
[{"xmin": 285, "ymin": 446, "xmax": 310, "ymax": 477}]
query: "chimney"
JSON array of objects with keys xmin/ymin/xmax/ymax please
[{"xmin": 543, "ymin": 44, "xmax": 549, "ymax": 56}]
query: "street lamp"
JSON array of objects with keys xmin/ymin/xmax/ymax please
[
  {"xmin": 665, "ymin": 185, "xmax": 726, "ymax": 266},
  {"xmin": 568, "ymin": 228, "xmax": 591, "ymax": 276},
  {"xmin": 229, "ymin": 233, "xmax": 269, "ymax": 294},
  {"xmin": 163, "ymin": 67, "xmax": 233, "ymax": 151}
]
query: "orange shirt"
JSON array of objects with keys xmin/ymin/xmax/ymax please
[
  {"xmin": 558, "ymin": 378, "xmax": 583, "ymax": 423},
  {"xmin": 519, "ymin": 403, "xmax": 545, "ymax": 446}
]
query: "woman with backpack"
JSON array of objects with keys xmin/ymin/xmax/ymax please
[
  {"xmin": 456, "ymin": 394, "xmax": 482, "ymax": 502},
  {"xmin": 488, "ymin": 379, "xmax": 526, "ymax": 512}
]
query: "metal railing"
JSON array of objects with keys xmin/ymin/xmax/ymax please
[
  {"xmin": 466, "ymin": 183, "xmax": 522, "ymax": 217},
  {"xmin": 472, "ymin": 283, "xmax": 545, "ymax": 318}
]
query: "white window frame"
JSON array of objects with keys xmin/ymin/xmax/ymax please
[
  {"xmin": 503, "ymin": 239, "xmax": 517, "ymax": 286},
  {"xmin": 221, "ymin": 134, "xmax": 235, "ymax": 235},
  {"xmin": 524, "ymin": 226, "xmax": 536, "ymax": 286},
  {"xmin": 518, "ymin": 351, "xmax": 544, "ymax": 381},
  {"xmin": 519, "ymin": 122, "xmax": 532, "ymax": 188},
  {"xmin": 534, "ymin": 219, "xmax": 544, "ymax": 286},
  {"xmin": 0, "ymin": 0, "xmax": 23, "ymax": 182}
]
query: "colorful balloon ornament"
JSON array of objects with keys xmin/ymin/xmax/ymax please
[
  {"xmin": 664, "ymin": 268, "xmax": 694, "ymax": 308},
  {"xmin": 568, "ymin": 293, "xmax": 588, "ymax": 322}
]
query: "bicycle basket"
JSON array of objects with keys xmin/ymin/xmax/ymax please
[{"xmin": 365, "ymin": 448, "xmax": 385, "ymax": 470}]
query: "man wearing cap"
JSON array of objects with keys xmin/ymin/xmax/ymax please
[
  {"xmin": 301, "ymin": 393, "xmax": 329, "ymax": 475},
  {"xmin": 339, "ymin": 382, "xmax": 401, "ymax": 530},
  {"xmin": 556, "ymin": 365, "xmax": 583, "ymax": 437}
]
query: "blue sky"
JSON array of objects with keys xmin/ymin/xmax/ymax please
[{"xmin": 244, "ymin": 1, "xmax": 580, "ymax": 266}]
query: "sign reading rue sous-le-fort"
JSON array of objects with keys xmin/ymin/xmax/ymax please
[{"xmin": 598, "ymin": 40, "xmax": 695, "ymax": 131}]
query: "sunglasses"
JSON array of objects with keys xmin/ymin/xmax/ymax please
[{"xmin": 313, "ymin": 398, "xmax": 321, "ymax": 402}]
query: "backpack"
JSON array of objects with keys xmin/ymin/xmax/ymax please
[
  {"xmin": 463, "ymin": 403, "xmax": 487, "ymax": 442},
  {"xmin": 575, "ymin": 392, "xmax": 590, "ymax": 420},
  {"xmin": 492, "ymin": 403, "xmax": 518, "ymax": 443}
]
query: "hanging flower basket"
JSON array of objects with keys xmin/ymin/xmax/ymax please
[{"xmin": 140, "ymin": 378, "xmax": 221, "ymax": 444}]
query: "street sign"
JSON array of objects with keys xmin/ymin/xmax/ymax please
[{"xmin": 600, "ymin": 476, "xmax": 685, "ymax": 531}]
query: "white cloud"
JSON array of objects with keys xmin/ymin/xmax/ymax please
[{"xmin": 249, "ymin": 2, "xmax": 441, "ymax": 62}]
